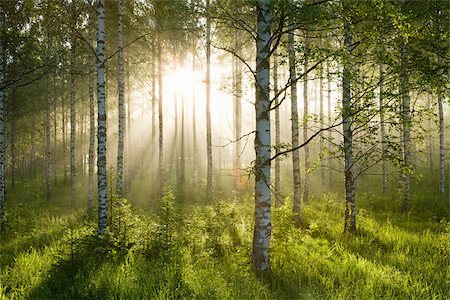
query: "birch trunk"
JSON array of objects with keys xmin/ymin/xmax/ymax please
[
  {"xmin": 171, "ymin": 52, "xmax": 178, "ymax": 183},
  {"xmin": 158, "ymin": 31, "xmax": 164, "ymax": 196},
  {"xmin": 319, "ymin": 58, "xmax": 325, "ymax": 191},
  {"xmin": 273, "ymin": 52, "xmax": 281, "ymax": 205},
  {"xmin": 192, "ymin": 43, "xmax": 198, "ymax": 190},
  {"xmin": 46, "ymin": 65, "xmax": 52, "ymax": 201},
  {"xmin": 11, "ymin": 90, "xmax": 15, "ymax": 191},
  {"xmin": 400, "ymin": 40, "xmax": 411, "ymax": 212},
  {"xmin": 70, "ymin": 1, "xmax": 77, "ymax": 206},
  {"xmin": 327, "ymin": 60, "xmax": 333, "ymax": 189},
  {"xmin": 151, "ymin": 41, "xmax": 156, "ymax": 195},
  {"xmin": 0, "ymin": 3, "xmax": 4, "ymax": 226},
  {"xmin": 302, "ymin": 32, "xmax": 310, "ymax": 203},
  {"xmin": 116, "ymin": 0, "xmax": 125, "ymax": 198},
  {"xmin": 97, "ymin": 0, "xmax": 108, "ymax": 235},
  {"xmin": 206, "ymin": 0, "xmax": 213, "ymax": 202},
  {"xmin": 180, "ymin": 93, "xmax": 186, "ymax": 185},
  {"xmin": 288, "ymin": 11, "xmax": 301, "ymax": 225},
  {"xmin": 151, "ymin": 41, "xmax": 156, "ymax": 158},
  {"xmin": 62, "ymin": 65, "xmax": 67, "ymax": 183},
  {"xmin": 252, "ymin": 0, "xmax": 271, "ymax": 272},
  {"xmin": 380, "ymin": 64, "xmax": 387, "ymax": 195},
  {"xmin": 233, "ymin": 26, "xmax": 242, "ymax": 192},
  {"xmin": 343, "ymin": 26, "xmax": 356, "ymax": 233},
  {"xmin": 125, "ymin": 60, "xmax": 131, "ymax": 193},
  {"xmin": 438, "ymin": 55, "xmax": 445, "ymax": 195},
  {"xmin": 53, "ymin": 75, "xmax": 57, "ymax": 185},
  {"xmin": 88, "ymin": 4, "xmax": 95, "ymax": 212},
  {"xmin": 427, "ymin": 94, "xmax": 434, "ymax": 173},
  {"xmin": 46, "ymin": 29, "xmax": 52, "ymax": 202}
]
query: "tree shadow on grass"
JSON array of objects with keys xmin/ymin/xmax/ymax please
[
  {"xmin": 27, "ymin": 232, "xmax": 127, "ymax": 300},
  {"xmin": 0, "ymin": 213, "xmax": 88, "ymax": 269}
]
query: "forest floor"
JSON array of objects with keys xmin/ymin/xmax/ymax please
[{"xmin": 0, "ymin": 179, "xmax": 449, "ymax": 299}]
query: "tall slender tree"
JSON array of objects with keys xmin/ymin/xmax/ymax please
[
  {"xmin": 400, "ymin": 26, "xmax": 411, "ymax": 213},
  {"xmin": 157, "ymin": 17, "xmax": 164, "ymax": 196},
  {"xmin": 380, "ymin": 64, "xmax": 387, "ymax": 195},
  {"xmin": 88, "ymin": 0, "xmax": 95, "ymax": 212},
  {"xmin": 327, "ymin": 59, "xmax": 333, "ymax": 189},
  {"xmin": 233, "ymin": 22, "xmax": 242, "ymax": 193},
  {"xmin": 252, "ymin": 0, "xmax": 271, "ymax": 272},
  {"xmin": 302, "ymin": 31, "xmax": 310, "ymax": 203},
  {"xmin": 342, "ymin": 24, "xmax": 356, "ymax": 232},
  {"xmin": 0, "ymin": 2, "xmax": 4, "ymax": 227},
  {"xmin": 70, "ymin": 0, "xmax": 77, "ymax": 207},
  {"xmin": 97, "ymin": 0, "xmax": 107, "ymax": 235},
  {"xmin": 205, "ymin": 0, "xmax": 213, "ymax": 202},
  {"xmin": 437, "ymin": 54, "xmax": 445, "ymax": 195},
  {"xmin": 319, "ymin": 54, "xmax": 325, "ymax": 191},
  {"xmin": 116, "ymin": 0, "xmax": 125, "ymax": 198},
  {"xmin": 45, "ymin": 26, "xmax": 52, "ymax": 202},
  {"xmin": 288, "ymin": 5, "xmax": 302, "ymax": 225},
  {"xmin": 192, "ymin": 42, "xmax": 198, "ymax": 190}
]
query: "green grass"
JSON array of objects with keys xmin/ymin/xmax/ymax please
[{"xmin": 0, "ymin": 180, "xmax": 449, "ymax": 299}]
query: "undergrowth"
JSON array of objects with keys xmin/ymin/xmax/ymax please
[{"xmin": 0, "ymin": 184, "xmax": 448, "ymax": 299}]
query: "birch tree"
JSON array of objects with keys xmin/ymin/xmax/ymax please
[
  {"xmin": 205, "ymin": 0, "xmax": 213, "ymax": 202},
  {"xmin": 233, "ymin": 23, "xmax": 242, "ymax": 193},
  {"xmin": 97, "ymin": 0, "xmax": 107, "ymax": 235},
  {"xmin": 302, "ymin": 32, "xmax": 310, "ymax": 203},
  {"xmin": 319, "ymin": 57, "xmax": 325, "ymax": 191},
  {"xmin": 192, "ymin": 42, "xmax": 198, "ymax": 190},
  {"xmin": 400, "ymin": 30, "xmax": 411, "ymax": 212},
  {"xmin": 88, "ymin": 0, "xmax": 95, "ymax": 212},
  {"xmin": 380, "ymin": 64, "xmax": 387, "ymax": 195},
  {"xmin": 287, "ymin": 5, "xmax": 302, "ymax": 225},
  {"xmin": 0, "ymin": 2, "xmax": 5, "ymax": 226},
  {"xmin": 157, "ymin": 20, "xmax": 164, "ymax": 196},
  {"xmin": 116, "ymin": 0, "xmax": 125, "ymax": 198},
  {"xmin": 437, "ymin": 55, "xmax": 445, "ymax": 195},
  {"xmin": 70, "ymin": 0, "xmax": 77, "ymax": 207},
  {"xmin": 45, "ymin": 26, "xmax": 52, "ymax": 202},
  {"xmin": 342, "ymin": 24, "xmax": 356, "ymax": 232},
  {"xmin": 252, "ymin": 0, "xmax": 271, "ymax": 272}
]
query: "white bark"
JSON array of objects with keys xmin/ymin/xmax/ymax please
[
  {"xmin": 343, "ymin": 26, "xmax": 356, "ymax": 232},
  {"xmin": 288, "ymin": 22, "xmax": 301, "ymax": 225},
  {"xmin": 116, "ymin": 0, "xmax": 125, "ymax": 198},
  {"xmin": 206, "ymin": 0, "xmax": 213, "ymax": 202},
  {"xmin": 97, "ymin": 0, "xmax": 108, "ymax": 235},
  {"xmin": 252, "ymin": 0, "xmax": 271, "ymax": 272}
]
